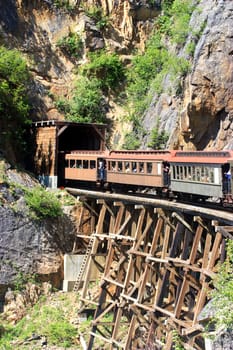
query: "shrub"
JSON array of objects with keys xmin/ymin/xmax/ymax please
[
  {"xmin": 13, "ymin": 271, "xmax": 38, "ymax": 291},
  {"xmin": 82, "ymin": 50, "xmax": 125, "ymax": 92},
  {"xmin": 122, "ymin": 132, "xmax": 140, "ymax": 150},
  {"xmin": 147, "ymin": 126, "xmax": 169, "ymax": 149},
  {"xmin": 53, "ymin": 0, "xmax": 74, "ymax": 11},
  {"xmin": 169, "ymin": 0, "xmax": 195, "ymax": 45},
  {"xmin": 24, "ymin": 186, "xmax": 63, "ymax": 219},
  {"xmin": 61, "ymin": 76, "xmax": 106, "ymax": 123},
  {"xmin": 210, "ymin": 239, "xmax": 233, "ymax": 330},
  {"xmin": 84, "ymin": 5, "xmax": 109, "ymax": 29},
  {"xmin": 0, "ymin": 303, "xmax": 77, "ymax": 348},
  {"xmin": 56, "ymin": 32, "xmax": 83, "ymax": 58},
  {"xmin": 0, "ymin": 46, "xmax": 31, "ymax": 156}
]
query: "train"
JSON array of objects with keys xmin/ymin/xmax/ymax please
[{"xmin": 64, "ymin": 149, "xmax": 233, "ymax": 207}]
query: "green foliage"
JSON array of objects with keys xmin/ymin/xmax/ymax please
[
  {"xmin": 84, "ymin": 5, "xmax": 109, "ymax": 29},
  {"xmin": 124, "ymin": 0, "xmax": 195, "ymax": 138},
  {"xmin": 210, "ymin": 239, "xmax": 233, "ymax": 330},
  {"xmin": 147, "ymin": 125, "xmax": 169, "ymax": 149},
  {"xmin": 53, "ymin": 0, "xmax": 74, "ymax": 11},
  {"xmin": 82, "ymin": 50, "xmax": 125, "ymax": 92},
  {"xmin": 56, "ymin": 32, "xmax": 83, "ymax": 58},
  {"xmin": 185, "ymin": 41, "xmax": 196, "ymax": 57},
  {"xmin": 0, "ymin": 303, "xmax": 77, "ymax": 348},
  {"xmin": 0, "ymin": 46, "xmax": 31, "ymax": 154},
  {"xmin": 169, "ymin": 0, "xmax": 195, "ymax": 45},
  {"xmin": 56, "ymin": 76, "xmax": 106, "ymax": 123},
  {"xmin": 172, "ymin": 330, "xmax": 185, "ymax": 350},
  {"xmin": 24, "ymin": 186, "xmax": 63, "ymax": 219},
  {"xmin": 122, "ymin": 132, "xmax": 141, "ymax": 150},
  {"xmin": 13, "ymin": 271, "xmax": 38, "ymax": 291}
]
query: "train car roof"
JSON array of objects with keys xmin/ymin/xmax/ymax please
[
  {"xmin": 66, "ymin": 150, "xmax": 109, "ymax": 157},
  {"xmin": 107, "ymin": 150, "xmax": 171, "ymax": 161},
  {"xmin": 168, "ymin": 150, "xmax": 233, "ymax": 164}
]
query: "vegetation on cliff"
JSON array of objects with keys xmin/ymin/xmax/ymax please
[
  {"xmin": 0, "ymin": 46, "xmax": 31, "ymax": 161},
  {"xmin": 123, "ymin": 0, "xmax": 195, "ymax": 148},
  {"xmin": 210, "ymin": 239, "xmax": 233, "ymax": 330}
]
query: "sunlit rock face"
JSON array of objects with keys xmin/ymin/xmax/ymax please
[
  {"xmin": 0, "ymin": 0, "xmax": 160, "ymax": 120},
  {"xmin": 0, "ymin": 0, "xmax": 233, "ymax": 150},
  {"xmin": 142, "ymin": 0, "xmax": 233, "ymax": 151},
  {"xmin": 0, "ymin": 167, "xmax": 76, "ymax": 298},
  {"xmin": 0, "ymin": 204, "xmax": 75, "ymax": 289}
]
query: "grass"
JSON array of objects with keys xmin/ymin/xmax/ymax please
[{"xmin": 0, "ymin": 292, "xmax": 80, "ymax": 349}]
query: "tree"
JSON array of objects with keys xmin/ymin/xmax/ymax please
[{"xmin": 0, "ymin": 46, "xmax": 31, "ymax": 159}]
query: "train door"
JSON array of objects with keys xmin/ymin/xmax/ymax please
[
  {"xmin": 222, "ymin": 162, "xmax": 233, "ymax": 203},
  {"xmin": 97, "ymin": 158, "xmax": 106, "ymax": 183},
  {"xmin": 230, "ymin": 161, "xmax": 233, "ymax": 201}
]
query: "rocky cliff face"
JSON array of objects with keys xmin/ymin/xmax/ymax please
[
  {"xmin": 0, "ymin": 0, "xmax": 160, "ymax": 120},
  {"xmin": 142, "ymin": 0, "xmax": 233, "ymax": 150},
  {"xmin": 0, "ymin": 0, "xmax": 231, "ymax": 150},
  {"xmin": 0, "ymin": 0, "xmax": 233, "ymax": 302},
  {"xmin": 0, "ymin": 162, "xmax": 77, "ymax": 300}
]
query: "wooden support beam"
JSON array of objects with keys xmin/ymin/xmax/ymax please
[{"xmin": 70, "ymin": 193, "xmax": 233, "ymax": 350}]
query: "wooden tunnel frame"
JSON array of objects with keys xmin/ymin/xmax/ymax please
[{"xmin": 67, "ymin": 189, "xmax": 233, "ymax": 350}]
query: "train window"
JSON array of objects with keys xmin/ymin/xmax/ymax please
[
  {"xmin": 172, "ymin": 166, "xmax": 176, "ymax": 179},
  {"xmin": 139, "ymin": 162, "xmax": 144, "ymax": 173},
  {"xmin": 65, "ymin": 159, "xmax": 69, "ymax": 168},
  {"xmin": 111, "ymin": 161, "xmax": 117, "ymax": 171},
  {"xmin": 196, "ymin": 167, "xmax": 201, "ymax": 181},
  {"xmin": 176, "ymin": 166, "xmax": 179, "ymax": 179},
  {"xmin": 180, "ymin": 166, "xmax": 183, "ymax": 180},
  {"xmin": 210, "ymin": 169, "xmax": 214, "ymax": 183},
  {"xmin": 188, "ymin": 166, "xmax": 192, "ymax": 180},
  {"xmin": 76, "ymin": 159, "xmax": 82, "ymax": 168},
  {"xmin": 70, "ymin": 159, "xmax": 75, "ymax": 168},
  {"xmin": 201, "ymin": 167, "xmax": 205, "ymax": 181},
  {"xmin": 205, "ymin": 168, "xmax": 209, "ymax": 182},
  {"xmin": 125, "ymin": 162, "xmax": 130, "ymax": 173},
  {"xmin": 118, "ymin": 162, "xmax": 123, "ymax": 172},
  {"xmin": 132, "ymin": 162, "xmax": 137, "ymax": 172},
  {"xmin": 83, "ymin": 160, "xmax": 88, "ymax": 169},
  {"xmin": 158, "ymin": 163, "xmax": 162, "ymax": 175},
  {"xmin": 147, "ymin": 163, "xmax": 152, "ymax": 174},
  {"xmin": 90, "ymin": 160, "xmax": 96, "ymax": 169},
  {"xmin": 192, "ymin": 166, "xmax": 196, "ymax": 181}
]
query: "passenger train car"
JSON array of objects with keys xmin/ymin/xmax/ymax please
[{"xmin": 64, "ymin": 149, "xmax": 233, "ymax": 207}]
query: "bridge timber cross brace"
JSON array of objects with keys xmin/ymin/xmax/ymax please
[{"xmin": 67, "ymin": 188, "xmax": 233, "ymax": 350}]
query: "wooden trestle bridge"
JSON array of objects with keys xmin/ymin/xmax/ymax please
[{"xmin": 66, "ymin": 188, "xmax": 233, "ymax": 350}]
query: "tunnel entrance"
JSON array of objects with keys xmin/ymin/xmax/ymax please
[{"xmin": 33, "ymin": 120, "xmax": 107, "ymax": 188}]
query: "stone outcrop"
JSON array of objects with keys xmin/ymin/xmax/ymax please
[
  {"xmin": 0, "ymin": 0, "xmax": 159, "ymax": 120},
  {"xmin": 1, "ymin": 0, "xmax": 233, "ymax": 150},
  {"xmin": 142, "ymin": 0, "xmax": 233, "ymax": 151},
  {"xmin": 0, "ymin": 162, "xmax": 76, "ymax": 301},
  {"xmin": 3, "ymin": 282, "xmax": 52, "ymax": 324}
]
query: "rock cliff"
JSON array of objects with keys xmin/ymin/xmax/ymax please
[
  {"xmin": 1, "ymin": 0, "xmax": 233, "ymax": 301},
  {"xmin": 1, "ymin": 0, "xmax": 232, "ymax": 150},
  {"xmin": 0, "ymin": 161, "xmax": 76, "ymax": 300},
  {"xmin": 142, "ymin": 0, "xmax": 233, "ymax": 150}
]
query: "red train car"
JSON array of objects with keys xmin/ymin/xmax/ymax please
[{"xmin": 64, "ymin": 149, "xmax": 233, "ymax": 206}]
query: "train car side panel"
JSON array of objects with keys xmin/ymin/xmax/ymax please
[
  {"xmin": 106, "ymin": 159, "xmax": 164, "ymax": 188},
  {"xmin": 170, "ymin": 163, "xmax": 223, "ymax": 198}
]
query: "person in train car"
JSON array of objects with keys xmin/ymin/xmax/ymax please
[
  {"xmin": 98, "ymin": 159, "xmax": 105, "ymax": 182},
  {"xmin": 163, "ymin": 161, "xmax": 170, "ymax": 187},
  {"xmin": 222, "ymin": 164, "xmax": 232, "ymax": 202}
]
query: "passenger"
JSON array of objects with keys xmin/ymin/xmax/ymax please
[
  {"xmin": 99, "ymin": 160, "xmax": 105, "ymax": 182},
  {"xmin": 223, "ymin": 168, "xmax": 232, "ymax": 202},
  {"xmin": 163, "ymin": 162, "xmax": 170, "ymax": 186}
]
